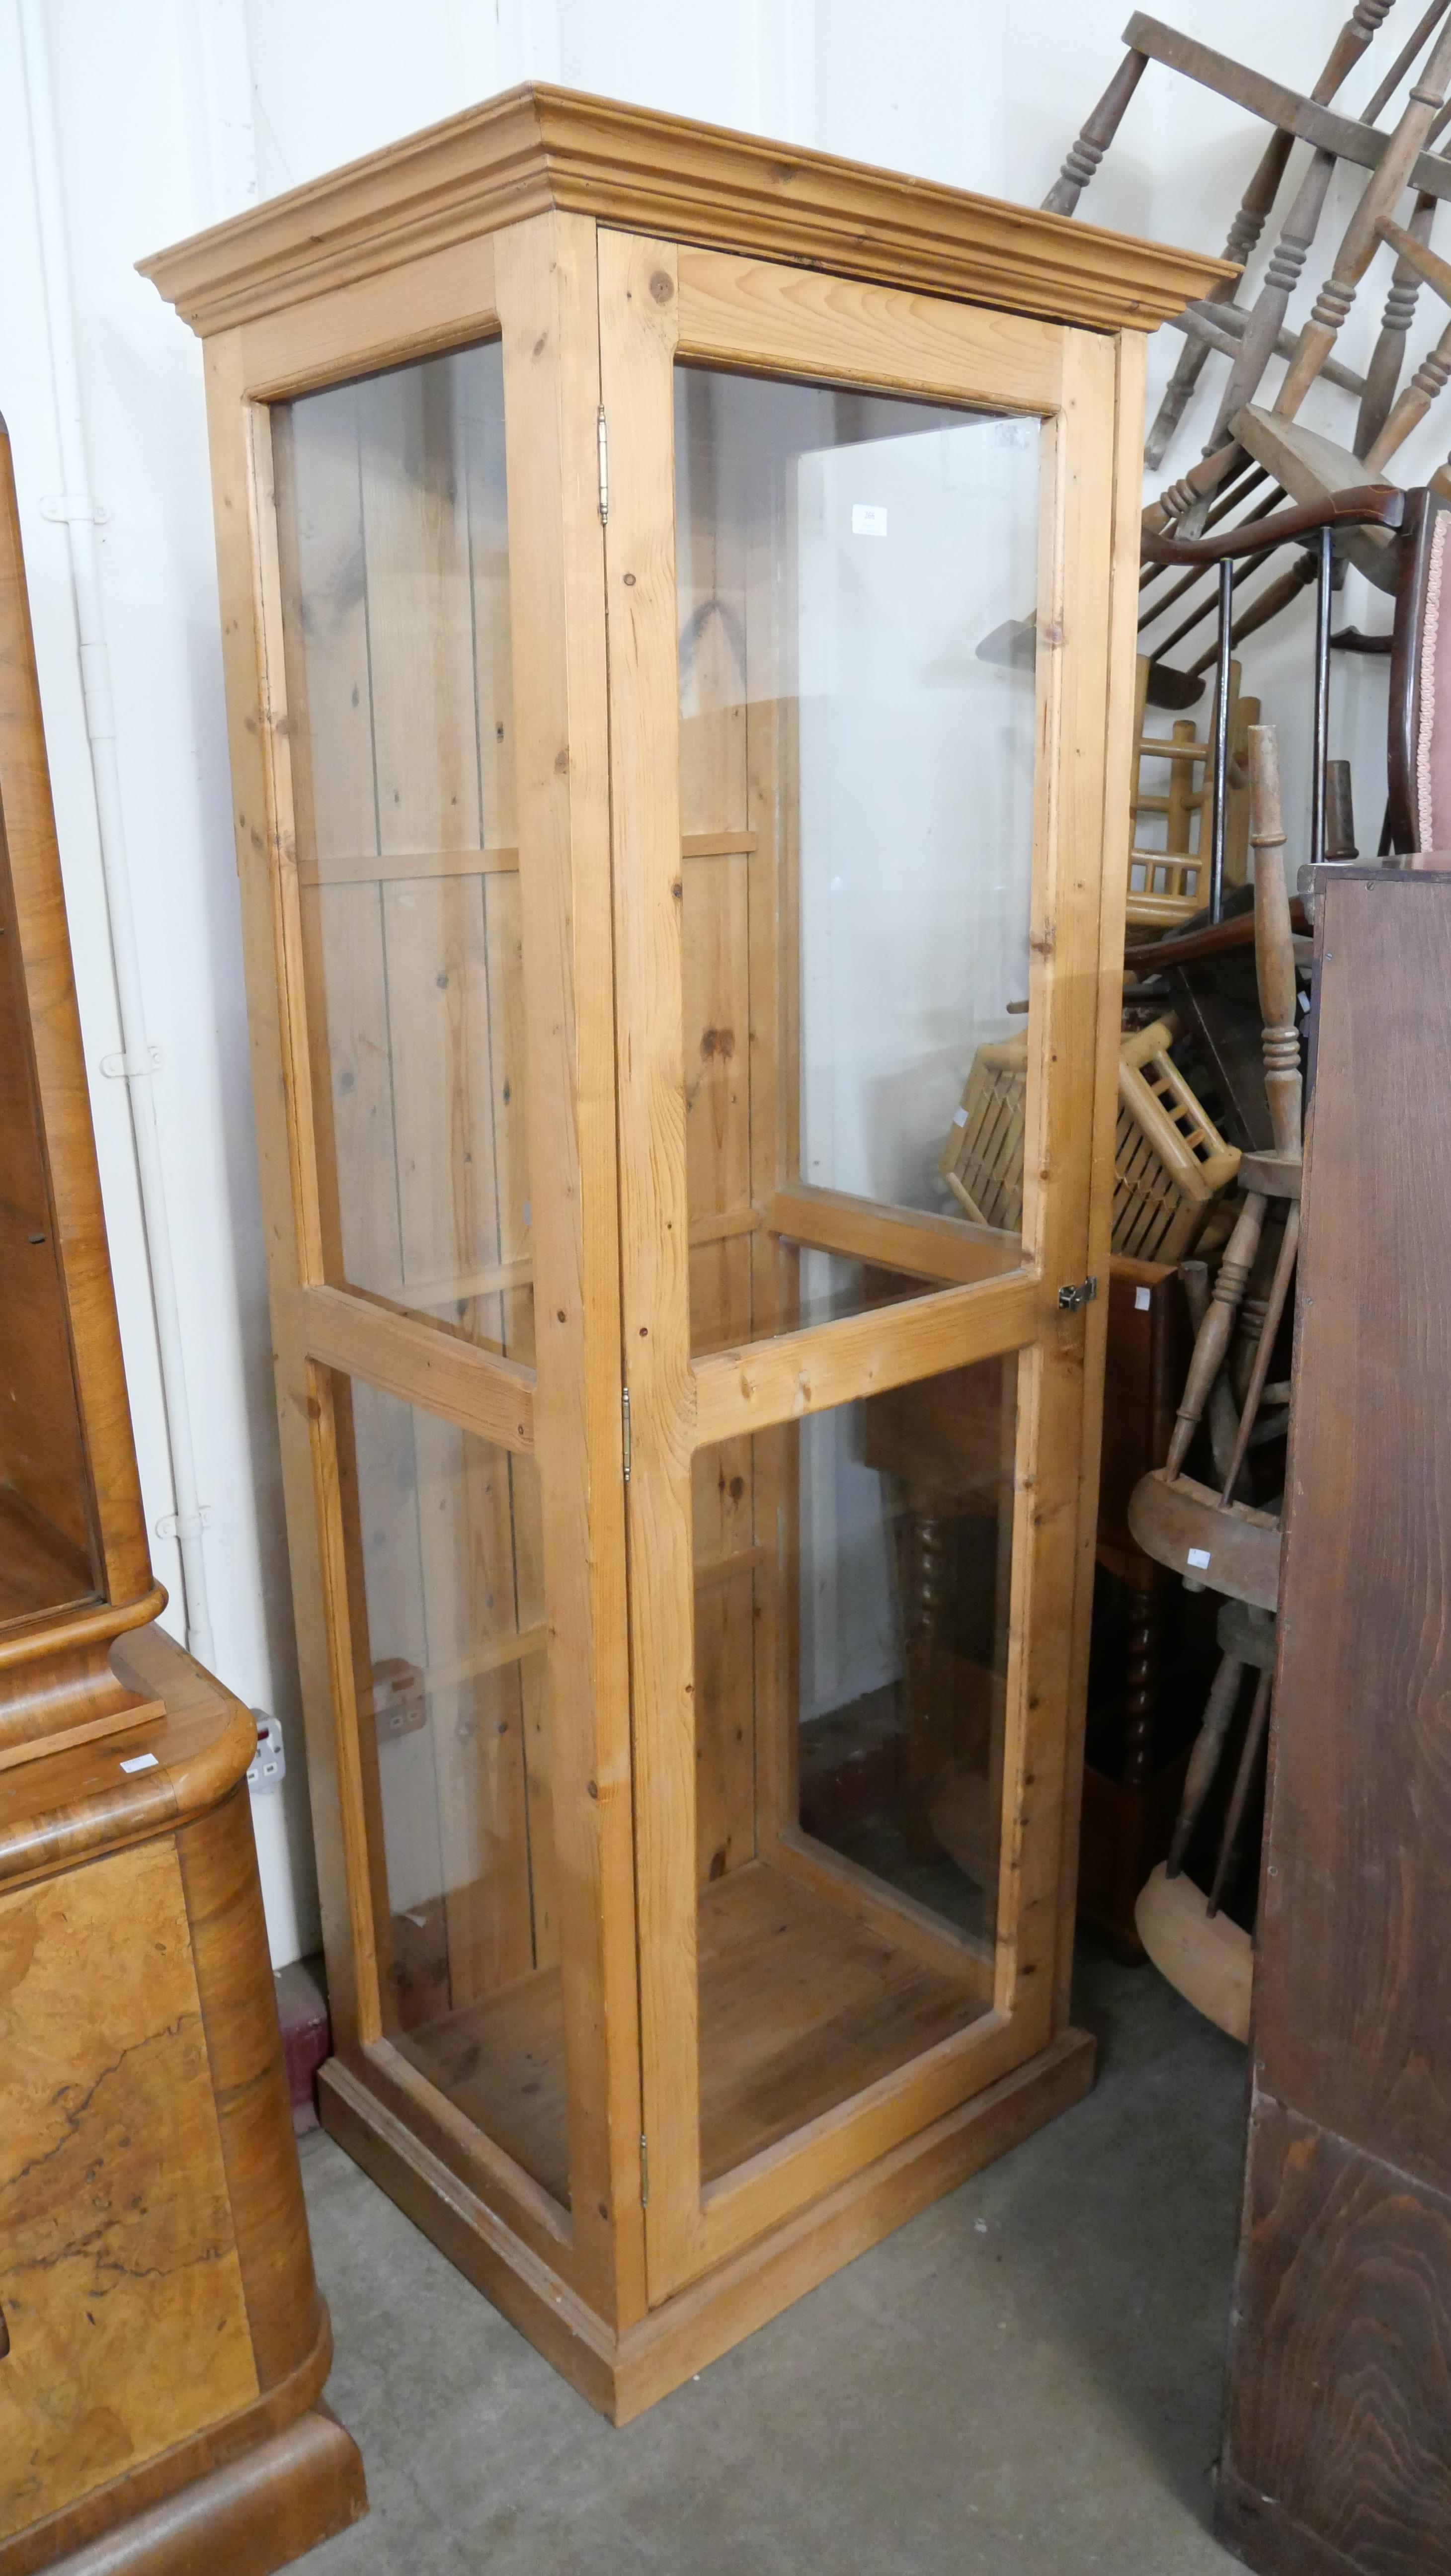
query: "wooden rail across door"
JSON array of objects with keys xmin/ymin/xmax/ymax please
[{"xmin": 599, "ymin": 228, "xmax": 1141, "ymax": 2302}]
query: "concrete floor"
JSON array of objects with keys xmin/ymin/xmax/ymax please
[{"xmin": 296, "ymin": 1938, "xmax": 1248, "ymax": 2576}]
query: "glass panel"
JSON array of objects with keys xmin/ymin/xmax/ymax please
[
  {"xmin": 674, "ymin": 366, "xmax": 1039, "ymax": 1359},
  {"xmin": 693, "ymin": 1353, "xmax": 1018, "ymax": 2183},
  {"xmin": 0, "ymin": 809, "xmax": 99, "ymax": 1628},
  {"xmin": 691, "ymin": 1248, "xmax": 948, "ymax": 1361},
  {"xmin": 692, "ymin": 1235, "xmax": 1025, "ymax": 1362},
  {"xmin": 332, "ymin": 1374, "xmax": 565, "ymax": 2210},
  {"xmin": 274, "ymin": 347, "xmax": 530, "ymax": 1363}
]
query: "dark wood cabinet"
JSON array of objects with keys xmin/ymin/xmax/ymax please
[
  {"xmin": 1219, "ymin": 859, "xmax": 1451, "ymax": 2576},
  {"xmin": 1078, "ymin": 1255, "xmax": 1218, "ymax": 1957}
]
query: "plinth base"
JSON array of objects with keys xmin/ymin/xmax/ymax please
[
  {"xmin": 322, "ymin": 2023, "xmax": 1095, "ymax": 2422},
  {"xmin": 37, "ymin": 2407, "xmax": 365, "ymax": 2576}
]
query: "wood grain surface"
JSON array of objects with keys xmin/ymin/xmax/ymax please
[
  {"xmin": 29, "ymin": 2406, "xmax": 365, "ymax": 2576},
  {"xmin": 139, "ymin": 85, "xmax": 1227, "ymax": 341},
  {"xmin": 1226, "ymin": 2103, "xmax": 1451, "ymax": 2575},
  {"xmin": 0, "ymin": 1840, "xmax": 258, "ymax": 2540},
  {"xmin": 1221, "ymin": 870, "xmax": 1451, "ymax": 2576},
  {"xmin": 0, "ymin": 428, "xmax": 154, "ymax": 1628},
  {"xmin": 1256, "ymin": 876, "xmax": 1451, "ymax": 2179},
  {"xmin": 177, "ymin": 1785, "xmax": 324, "ymax": 2388},
  {"xmin": 0, "ymin": 1622, "xmax": 253, "ymax": 1891}
]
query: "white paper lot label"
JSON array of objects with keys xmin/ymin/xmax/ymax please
[
  {"xmin": 851, "ymin": 503, "xmax": 888, "ymax": 537},
  {"xmin": 1186, "ymin": 1546, "xmax": 1211, "ymax": 1571}
]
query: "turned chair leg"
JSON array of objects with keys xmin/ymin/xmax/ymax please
[
  {"xmin": 1040, "ymin": 48, "xmax": 1147, "ymax": 217},
  {"xmin": 1166, "ymin": 1197, "xmax": 1266, "ymax": 1480},
  {"xmin": 1208, "ymin": 1666, "xmax": 1274, "ymax": 1918},
  {"xmin": 1182, "ymin": 1259, "xmax": 1244, "ymax": 1493},
  {"xmin": 1164, "ymin": 723, "xmax": 1302, "ymax": 1488},
  {"xmin": 1167, "ymin": 1650, "xmax": 1246, "ymax": 1878}
]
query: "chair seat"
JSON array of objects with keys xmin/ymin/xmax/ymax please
[{"xmin": 1128, "ymin": 1468, "xmax": 1280, "ymax": 1613}]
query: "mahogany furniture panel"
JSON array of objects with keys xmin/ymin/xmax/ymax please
[
  {"xmin": 1077, "ymin": 1252, "xmax": 1208, "ymax": 1958},
  {"xmin": 142, "ymin": 83, "xmax": 1225, "ymax": 2417},
  {"xmin": 1219, "ymin": 861, "xmax": 1451, "ymax": 2576}
]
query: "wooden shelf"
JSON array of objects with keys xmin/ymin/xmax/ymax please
[
  {"xmin": 393, "ymin": 1855, "xmax": 989, "ymax": 2206},
  {"xmin": 695, "ymin": 1860, "xmax": 987, "ymax": 2180}
]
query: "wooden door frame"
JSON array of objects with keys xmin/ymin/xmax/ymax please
[
  {"xmin": 599, "ymin": 227, "xmax": 1136, "ymax": 2300},
  {"xmin": 200, "ymin": 210, "xmax": 647, "ymax": 2332}
]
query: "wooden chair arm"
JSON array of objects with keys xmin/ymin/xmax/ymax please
[
  {"xmin": 1124, "ymin": 899, "xmax": 1309, "ymax": 976},
  {"xmin": 1141, "ymin": 483, "xmax": 1405, "ymax": 567}
]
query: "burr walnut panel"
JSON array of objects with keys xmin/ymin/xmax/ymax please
[{"xmin": 0, "ymin": 1836, "xmax": 258, "ymax": 2540}]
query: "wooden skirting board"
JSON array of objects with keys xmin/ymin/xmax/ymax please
[
  {"xmin": 33, "ymin": 2409, "xmax": 365, "ymax": 2576},
  {"xmin": 320, "ymin": 2026, "xmax": 1095, "ymax": 2423}
]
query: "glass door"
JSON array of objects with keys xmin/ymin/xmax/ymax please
[{"xmin": 599, "ymin": 231, "xmax": 1127, "ymax": 2298}]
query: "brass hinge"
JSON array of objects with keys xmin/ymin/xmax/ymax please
[
  {"xmin": 622, "ymin": 1384, "xmax": 631, "ymax": 1482},
  {"xmin": 597, "ymin": 406, "xmax": 609, "ymax": 524},
  {"xmin": 1057, "ymin": 1276, "xmax": 1098, "ymax": 1313},
  {"xmin": 640, "ymin": 2132, "xmax": 649, "ymax": 2207}
]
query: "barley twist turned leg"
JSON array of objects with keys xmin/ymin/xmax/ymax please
[
  {"xmin": 902, "ymin": 1505, "xmax": 955, "ymax": 1858},
  {"xmin": 1124, "ymin": 1581, "xmax": 1162, "ymax": 1790}
]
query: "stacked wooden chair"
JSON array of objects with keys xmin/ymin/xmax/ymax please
[
  {"xmin": 1118, "ymin": 466, "xmax": 1451, "ymax": 2037},
  {"xmin": 1045, "ymin": 5, "xmax": 1451, "ymax": 695},
  {"xmin": 1127, "ymin": 655, "xmax": 1258, "ymax": 931},
  {"xmin": 1128, "ymin": 727, "xmax": 1299, "ymax": 1920}
]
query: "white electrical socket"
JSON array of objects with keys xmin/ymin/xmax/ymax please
[{"xmin": 247, "ymin": 1711, "xmax": 286, "ymax": 1791}]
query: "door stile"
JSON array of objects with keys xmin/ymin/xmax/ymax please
[
  {"xmin": 304, "ymin": 1360, "xmax": 392, "ymax": 2047},
  {"xmin": 992, "ymin": 326, "xmax": 1122, "ymax": 2040},
  {"xmin": 201, "ymin": 327, "xmax": 371, "ymax": 2057},
  {"xmin": 1053, "ymin": 324, "xmax": 1148, "ymax": 2028},
  {"xmin": 596, "ymin": 227, "xmax": 702, "ymax": 2302},
  {"xmin": 495, "ymin": 210, "xmax": 645, "ymax": 2328}
]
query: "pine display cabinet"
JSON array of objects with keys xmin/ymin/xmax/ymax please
[{"xmin": 142, "ymin": 90, "xmax": 1222, "ymax": 2419}]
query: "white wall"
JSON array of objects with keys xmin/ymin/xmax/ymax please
[{"xmin": 0, "ymin": 0, "xmax": 1434, "ymax": 1959}]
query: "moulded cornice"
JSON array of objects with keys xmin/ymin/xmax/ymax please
[{"xmin": 139, "ymin": 82, "xmax": 1230, "ymax": 338}]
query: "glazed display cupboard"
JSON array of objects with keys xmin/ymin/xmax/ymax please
[{"xmin": 143, "ymin": 90, "xmax": 1221, "ymax": 2417}]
